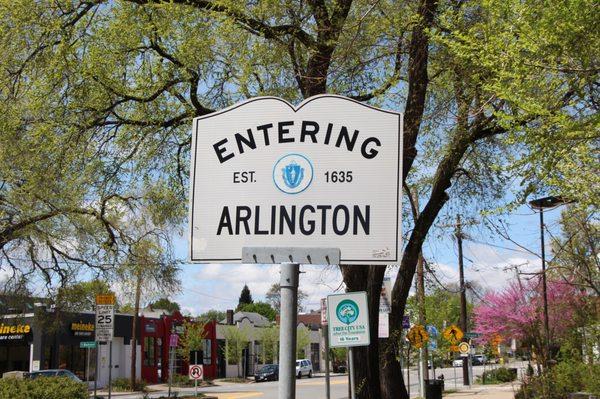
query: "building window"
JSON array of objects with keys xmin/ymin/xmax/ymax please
[
  {"xmin": 144, "ymin": 337, "xmax": 155, "ymax": 367},
  {"xmin": 202, "ymin": 339, "xmax": 212, "ymax": 365}
]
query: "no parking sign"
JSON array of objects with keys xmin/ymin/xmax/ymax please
[{"xmin": 189, "ymin": 364, "xmax": 204, "ymax": 380}]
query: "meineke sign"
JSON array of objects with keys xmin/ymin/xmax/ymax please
[{"xmin": 189, "ymin": 95, "xmax": 402, "ymax": 264}]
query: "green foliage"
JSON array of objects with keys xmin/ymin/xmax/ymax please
[
  {"xmin": 111, "ymin": 377, "xmax": 147, "ymax": 392},
  {"xmin": 257, "ymin": 326, "xmax": 279, "ymax": 364},
  {"xmin": 149, "ymin": 297, "xmax": 181, "ymax": 314},
  {"xmin": 237, "ymin": 285, "xmax": 253, "ymax": 309},
  {"xmin": 516, "ymin": 361, "xmax": 600, "ymax": 399},
  {"xmin": 177, "ymin": 320, "xmax": 207, "ymax": 361},
  {"xmin": 406, "ymin": 287, "xmax": 474, "ymax": 358},
  {"xmin": 479, "ymin": 367, "xmax": 517, "ymax": 384},
  {"xmin": 296, "ymin": 326, "xmax": 311, "ymax": 358},
  {"xmin": 238, "ymin": 302, "xmax": 277, "ymax": 321},
  {"xmin": 0, "ymin": 377, "xmax": 87, "ymax": 399},
  {"xmin": 198, "ymin": 310, "xmax": 226, "ymax": 323},
  {"xmin": 56, "ymin": 280, "xmax": 117, "ymax": 312},
  {"xmin": 223, "ymin": 326, "xmax": 249, "ymax": 376}
]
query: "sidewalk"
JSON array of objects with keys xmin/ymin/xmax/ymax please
[{"xmin": 444, "ymin": 382, "xmax": 520, "ymax": 399}]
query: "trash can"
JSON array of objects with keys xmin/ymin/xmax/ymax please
[{"xmin": 425, "ymin": 379, "xmax": 444, "ymax": 399}]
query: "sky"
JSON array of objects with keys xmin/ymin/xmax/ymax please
[{"xmin": 171, "ymin": 203, "xmax": 566, "ymax": 316}]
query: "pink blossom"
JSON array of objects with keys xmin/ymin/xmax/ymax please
[{"xmin": 473, "ymin": 278, "xmax": 583, "ymax": 346}]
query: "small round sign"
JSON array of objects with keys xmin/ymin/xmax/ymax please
[
  {"xmin": 189, "ymin": 364, "xmax": 204, "ymax": 380},
  {"xmin": 458, "ymin": 342, "xmax": 470, "ymax": 356}
]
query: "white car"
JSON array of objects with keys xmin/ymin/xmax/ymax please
[
  {"xmin": 452, "ymin": 358, "xmax": 464, "ymax": 367},
  {"xmin": 296, "ymin": 359, "xmax": 313, "ymax": 378}
]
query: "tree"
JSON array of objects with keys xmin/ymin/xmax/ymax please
[
  {"xmin": 550, "ymin": 208, "xmax": 599, "ymax": 296},
  {"xmin": 406, "ymin": 286, "xmax": 474, "ymax": 359},
  {"xmin": 177, "ymin": 320, "xmax": 207, "ymax": 363},
  {"xmin": 56, "ymin": 280, "xmax": 118, "ymax": 313},
  {"xmin": 257, "ymin": 326, "xmax": 279, "ymax": 364},
  {"xmin": 2, "ymin": 1, "xmax": 596, "ymax": 397},
  {"xmin": 198, "ymin": 310, "xmax": 226, "ymax": 323},
  {"xmin": 266, "ymin": 283, "xmax": 308, "ymax": 313},
  {"xmin": 474, "ymin": 278, "xmax": 585, "ymax": 366},
  {"xmin": 149, "ymin": 297, "xmax": 181, "ymax": 314},
  {"xmin": 223, "ymin": 326, "xmax": 250, "ymax": 378},
  {"xmin": 237, "ymin": 284, "xmax": 253, "ymax": 309},
  {"xmin": 238, "ymin": 301, "xmax": 277, "ymax": 322},
  {"xmin": 296, "ymin": 326, "xmax": 311, "ymax": 359}
]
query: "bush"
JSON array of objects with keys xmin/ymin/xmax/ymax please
[
  {"xmin": 171, "ymin": 373, "xmax": 194, "ymax": 387},
  {"xmin": 479, "ymin": 367, "xmax": 517, "ymax": 384},
  {"xmin": 0, "ymin": 376, "xmax": 87, "ymax": 399},
  {"xmin": 111, "ymin": 377, "xmax": 147, "ymax": 392},
  {"xmin": 515, "ymin": 361, "xmax": 600, "ymax": 399}
]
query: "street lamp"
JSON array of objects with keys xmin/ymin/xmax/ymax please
[{"xmin": 528, "ymin": 195, "xmax": 568, "ymax": 368}]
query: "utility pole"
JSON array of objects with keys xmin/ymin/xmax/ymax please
[
  {"xmin": 455, "ymin": 215, "xmax": 469, "ymax": 386},
  {"xmin": 417, "ymin": 252, "xmax": 428, "ymax": 393}
]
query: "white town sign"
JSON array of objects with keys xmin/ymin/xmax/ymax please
[{"xmin": 189, "ymin": 95, "xmax": 402, "ymax": 264}]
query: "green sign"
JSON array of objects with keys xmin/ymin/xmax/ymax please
[
  {"xmin": 465, "ymin": 332, "xmax": 481, "ymax": 339},
  {"xmin": 80, "ymin": 341, "xmax": 97, "ymax": 349}
]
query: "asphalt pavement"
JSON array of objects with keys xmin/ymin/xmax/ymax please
[{"xmin": 92, "ymin": 361, "xmax": 527, "ymax": 399}]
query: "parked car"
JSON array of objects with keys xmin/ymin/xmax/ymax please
[
  {"xmin": 452, "ymin": 358, "xmax": 464, "ymax": 367},
  {"xmin": 254, "ymin": 364, "xmax": 278, "ymax": 382},
  {"xmin": 27, "ymin": 369, "xmax": 82, "ymax": 382},
  {"xmin": 473, "ymin": 354, "xmax": 487, "ymax": 365},
  {"xmin": 296, "ymin": 359, "xmax": 313, "ymax": 379}
]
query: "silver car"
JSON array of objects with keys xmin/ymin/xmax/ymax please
[{"xmin": 296, "ymin": 359, "xmax": 313, "ymax": 378}]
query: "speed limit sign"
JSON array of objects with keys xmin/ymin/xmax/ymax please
[{"xmin": 189, "ymin": 365, "xmax": 204, "ymax": 381}]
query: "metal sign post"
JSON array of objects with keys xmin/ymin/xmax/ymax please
[
  {"xmin": 95, "ymin": 294, "xmax": 114, "ymax": 399},
  {"xmin": 243, "ymin": 247, "xmax": 340, "ymax": 399},
  {"xmin": 321, "ymin": 298, "xmax": 331, "ymax": 399}
]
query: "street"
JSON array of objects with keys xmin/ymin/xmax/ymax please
[{"xmin": 101, "ymin": 362, "xmax": 527, "ymax": 399}]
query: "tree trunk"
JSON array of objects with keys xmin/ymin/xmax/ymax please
[{"xmin": 130, "ymin": 268, "xmax": 142, "ymax": 387}]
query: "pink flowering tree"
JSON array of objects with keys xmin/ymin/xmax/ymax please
[{"xmin": 474, "ymin": 277, "xmax": 584, "ymax": 363}]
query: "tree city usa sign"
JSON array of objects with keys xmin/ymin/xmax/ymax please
[
  {"xmin": 327, "ymin": 292, "xmax": 370, "ymax": 347},
  {"xmin": 189, "ymin": 95, "xmax": 402, "ymax": 264}
]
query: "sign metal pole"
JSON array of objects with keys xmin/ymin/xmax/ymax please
[
  {"xmin": 323, "ymin": 324, "xmax": 330, "ymax": 399},
  {"xmin": 194, "ymin": 351, "xmax": 198, "ymax": 397},
  {"xmin": 348, "ymin": 347, "xmax": 356, "ymax": 399},
  {"xmin": 108, "ymin": 341, "xmax": 112, "ymax": 399},
  {"xmin": 94, "ymin": 345, "xmax": 98, "ymax": 399},
  {"xmin": 278, "ymin": 262, "xmax": 299, "ymax": 399}
]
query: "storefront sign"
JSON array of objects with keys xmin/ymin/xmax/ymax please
[
  {"xmin": 327, "ymin": 292, "xmax": 370, "ymax": 347},
  {"xmin": 189, "ymin": 95, "xmax": 403, "ymax": 264},
  {"xmin": 0, "ymin": 323, "xmax": 31, "ymax": 341},
  {"xmin": 71, "ymin": 322, "xmax": 94, "ymax": 337}
]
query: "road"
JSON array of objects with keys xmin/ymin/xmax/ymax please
[{"xmin": 100, "ymin": 362, "xmax": 526, "ymax": 399}]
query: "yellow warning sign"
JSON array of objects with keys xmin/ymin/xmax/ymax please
[
  {"xmin": 443, "ymin": 325, "xmax": 463, "ymax": 344},
  {"xmin": 96, "ymin": 294, "xmax": 115, "ymax": 305},
  {"xmin": 407, "ymin": 324, "xmax": 429, "ymax": 349}
]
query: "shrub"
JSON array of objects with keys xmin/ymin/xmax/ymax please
[
  {"xmin": 479, "ymin": 367, "xmax": 517, "ymax": 384},
  {"xmin": 515, "ymin": 361, "xmax": 600, "ymax": 399},
  {"xmin": 111, "ymin": 377, "xmax": 147, "ymax": 392},
  {"xmin": 0, "ymin": 376, "xmax": 87, "ymax": 399}
]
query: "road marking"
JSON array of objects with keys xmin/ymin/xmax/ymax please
[
  {"xmin": 299, "ymin": 379, "xmax": 347, "ymax": 386},
  {"xmin": 212, "ymin": 392, "xmax": 263, "ymax": 399}
]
